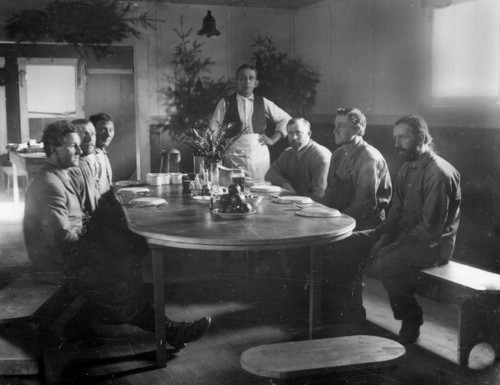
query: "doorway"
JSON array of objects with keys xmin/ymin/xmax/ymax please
[{"xmin": 85, "ymin": 69, "xmax": 136, "ymax": 181}]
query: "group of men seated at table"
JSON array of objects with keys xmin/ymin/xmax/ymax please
[
  {"xmin": 23, "ymin": 63, "xmax": 461, "ymax": 356},
  {"xmin": 23, "ymin": 114, "xmax": 211, "ymax": 349}
]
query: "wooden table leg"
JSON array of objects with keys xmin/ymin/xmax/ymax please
[
  {"xmin": 308, "ymin": 244, "xmax": 321, "ymax": 339},
  {"xmin": 152, "ymin": 248, "xmax": 167, "ymax": 368},
  {"xmin": 12, "ymin": 163, "xmax": 19, "ymax": 203}
]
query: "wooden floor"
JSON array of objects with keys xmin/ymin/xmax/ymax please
[{"xmin": 1, "ymin": 190, "xmax": 500, "ymax": 385}]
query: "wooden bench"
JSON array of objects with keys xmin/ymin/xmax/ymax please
[
  {"xmin": 419, "ymin": 260, "xmax": 500, "ymax": 366},
  {"xmin": 240, "ymin": 335, "xmax": 405, "ymax": 384},
  {"xmin": 0, "ymin": 274, "xmax": 66, "ymax": 375}
]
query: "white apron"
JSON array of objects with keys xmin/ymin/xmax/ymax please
[{"xmin": 223, "ymin": 133, "xmax": 269, "ymax": 181}]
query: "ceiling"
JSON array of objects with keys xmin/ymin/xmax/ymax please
[{"xmin": 154, "ymin": 0, "xmax": 325, "ymax": 9}]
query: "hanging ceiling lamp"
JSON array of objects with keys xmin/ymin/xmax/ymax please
[
  {"xmin": 198, "ymin": 10, "xmax": 220, "ymax": 38},
  {"xmin": 194, "ymin": 78, "xmax": 204, "ymax": 93}
]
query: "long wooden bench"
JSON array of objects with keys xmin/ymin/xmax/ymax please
[
  {"xmin": 419, "ymin": 260, "xmax": 500, "ymax": 366},
  {"xmin": 0, "ymin": 273, "xmax": 66, "ymax": 375},
  {"xmin": 240, "ymin": 335, "xmax": 405, "ymax": 384}
]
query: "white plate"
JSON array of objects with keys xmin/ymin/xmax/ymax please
[
  {"xmin": 193, "ymin": 195, "xmax": 211, "ymax": 204},
  {"xmin": 128, "ymin": 197, "xmax": 167, "ymax": 207},
  {"xmin": 250, "ymin": 185, "xmax": 282, "ymax": 193},
  {"xmin": 295, "ymin": 207, "xmax": 342, "ymax": 218},
  {"xmin": 213, "ymin": 209, "xmax": 256, "ymax": 219},
  {"xmin": 273, "ymin": 196, "xmax": 314, "ymax": 205},
  {"xmin": 115, "ymin": 180, "xmax": 144, "ymax": 187},
  {"xmin": 117, "ymin": 187, "xmax": 150, "ymax": 195}
]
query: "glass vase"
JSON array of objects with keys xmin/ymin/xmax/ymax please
[
  {"xmin": 193, "ymin": 155, "xmax": 205, "ymax": 176},
  {"xmin": 209, "ymin": 160, "xmax": 220, "ymax": 186}
]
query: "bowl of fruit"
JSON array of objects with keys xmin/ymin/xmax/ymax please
[{"xmin": 213, "ymin": 184, "xmax": 256, "ymax": 219}]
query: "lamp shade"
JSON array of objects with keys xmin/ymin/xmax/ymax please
[{"xmin": 198, "ymin": 10, "xmax": 220, "ymax": 37}]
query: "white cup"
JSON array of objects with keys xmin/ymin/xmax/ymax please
[
  {"xmin": 147, "ymin": 173, "xmax": 171, "ymax": 185},
  {"xmin": 170, "ymin": 173, "xmax": 183, "ymax": 184}
]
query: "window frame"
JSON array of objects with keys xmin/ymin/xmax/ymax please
[
  {"xmin": 17, "ymin": 57, "xmax": 84, "ymax": 142},
  {"xmin": 0, "ymin": 57, "xmax": 6, "ymax": 154},
  {"xmin": 428, "ymin": 0, "xmax": 500, "ymax": 108}
]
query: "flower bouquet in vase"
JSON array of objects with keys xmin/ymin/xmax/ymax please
[{"xmin": 182, "ymin": 122, "xmax": 246, "ymax": 188}]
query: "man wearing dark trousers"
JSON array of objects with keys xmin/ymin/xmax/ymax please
[
  {"xmin": 24, "ymin": 121, "xmax": 211, "ymax": 348},
  {"xmin": 321, "ymin": 107, "xmax": 392, "ymax": 324},
  {"xmin": 333, "ymin": 115, "xmax": 461, "ymax": 343}
]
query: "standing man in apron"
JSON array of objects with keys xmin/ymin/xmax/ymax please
[{"xmin": 210, "ymin": 64, "xmax": 291, "ymax": 180}]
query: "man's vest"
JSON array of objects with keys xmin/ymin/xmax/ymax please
[{"xmin": 222, "ymin": 93, "xmax": 267, "ymax": 138}]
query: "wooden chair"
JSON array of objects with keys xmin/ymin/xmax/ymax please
[{"xmin": 240, "ymin": 335, "xmax": 406, "ymax": 384}]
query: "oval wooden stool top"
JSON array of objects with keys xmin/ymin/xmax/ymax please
[{"xmin": 240, "ymin": 335, "xmax": 406, "ymax": 380}]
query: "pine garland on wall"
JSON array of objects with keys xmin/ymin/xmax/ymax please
[
  {"xmin": 162, "ymin": 17, "xmax": 231, "ymax": 136},
  {"xmin": 4, "ymin": 0, "xmax": 156, "ymax": 58},
  {"xmin": 251, "ymin": 35, "xmax": 320, "ymax": 118}
]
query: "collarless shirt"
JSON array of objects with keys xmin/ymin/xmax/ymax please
[
  {"xmin": 322, "ymin": 138, "xmax": 392, "ymax": 230},
  {"xmin": 264, "ymin": 139, "xmax": 332, "ymax": 201},
  {"xmin": 377, "ymin": 150, "xmax": 461, "ymax": 259},
  {"xmin": 94, "ymin": 148, "xmax": 112, "ymax": 195}
]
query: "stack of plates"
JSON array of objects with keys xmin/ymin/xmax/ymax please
[
  {"xmin": 117, "ymin": 187, "xmax": 150, "ymax": 195},
  {"xmin": 273, "ymin": 196, "xmax": 314, "ymax": 205},
  {"xmin": 193, "ymin": 195, "xmax": 211, "ymax": 204},
  {"xmin": 128, "ymin": 197, "xmax": 167, "ymax": 207},
  {"xmin": 296, "ymin": 207, "xmax": 341, "ymax": 217},
  {"xmin": 115, "ymin": 180, "xmax": 144, "ymax": 187},
  {"xmin": 250, "ymin": 185, "xmax": 282, "ymax": 193}
]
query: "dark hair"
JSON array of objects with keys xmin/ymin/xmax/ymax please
[
  {"xmin": 41, "ymin": 120, "xmax": 76, "ymax": 157},
  {"xmin": 336, "ymin": 107, "xmax": 367, "ymax": 136},
  {"xmin": 236, "ymin": 64, "xmax": 258, "ymax": 79},
  {"xmin": 287, "ymin": 117, "xmax": 310, "ymax": 130},
  {"xmin": 394, "ymin": 115, "xmax": 433, "ymax": 146},
  {"xmin": 71, "ymin": 118, "xmax": 94, "ymax": 136},
  {"xmin": 89, "ymin": 113, "xmax": 113, "ymax": 127},
  {"xmin": 71, "ymin": 118, "xmax": 90, "ymax": 126}
]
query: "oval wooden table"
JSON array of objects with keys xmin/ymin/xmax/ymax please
[{"xmin": 119, "ymin": 185, "xmax": 356, "ymax": 368}]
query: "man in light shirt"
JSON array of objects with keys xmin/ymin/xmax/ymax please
[
  {"xmin": 321, "ymin": 107, "xmax": 392, "ymax": 325},
  {"xmin": 210, "ymin": 64, "xmax": 291, "ymax": 180},
  {"xmin": 262, "ymin": 118, "xmax": 331, "ymax": 285},
  {"xmin": 265, "ymin": 117, "xmax": 331, "ymax": 202},
  {"xmin": 24, "ymin": 121, "xmax": 211, "ymax": 348},
  {"xmin": 69, "ymin": 119, "xmax": 100, "ymax": 216},
  {"xmin": 323, "ymin": 107, "xmax": 392, "ymax": 230},
  {"xmin": 90, "ymin": 112, "xmax": 114, "ymax": 196}
]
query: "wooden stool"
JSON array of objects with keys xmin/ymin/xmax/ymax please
[{"xmin": 240, "ymin": 335, "xmax": 405, "ymax": 384}]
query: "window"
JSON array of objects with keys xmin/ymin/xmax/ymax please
[
  {"xmin": 17, "ymin": 58, "xmax": 84, "ymax": 142},
  {"xmin": 26, "ymin": 64, "xmax": 77, "ymax": 118},
  {"xmin": 432, "ymin": 0, "xmax": 499, "ymax": 102}
]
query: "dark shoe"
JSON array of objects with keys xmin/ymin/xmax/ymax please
[
  {"xmin": 166, "ymin": 316, "xmax": 211, "ymax": 349},
  {"xmin": 398, "ymin": 316, "xmax": 423, "ymax": 344}
]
